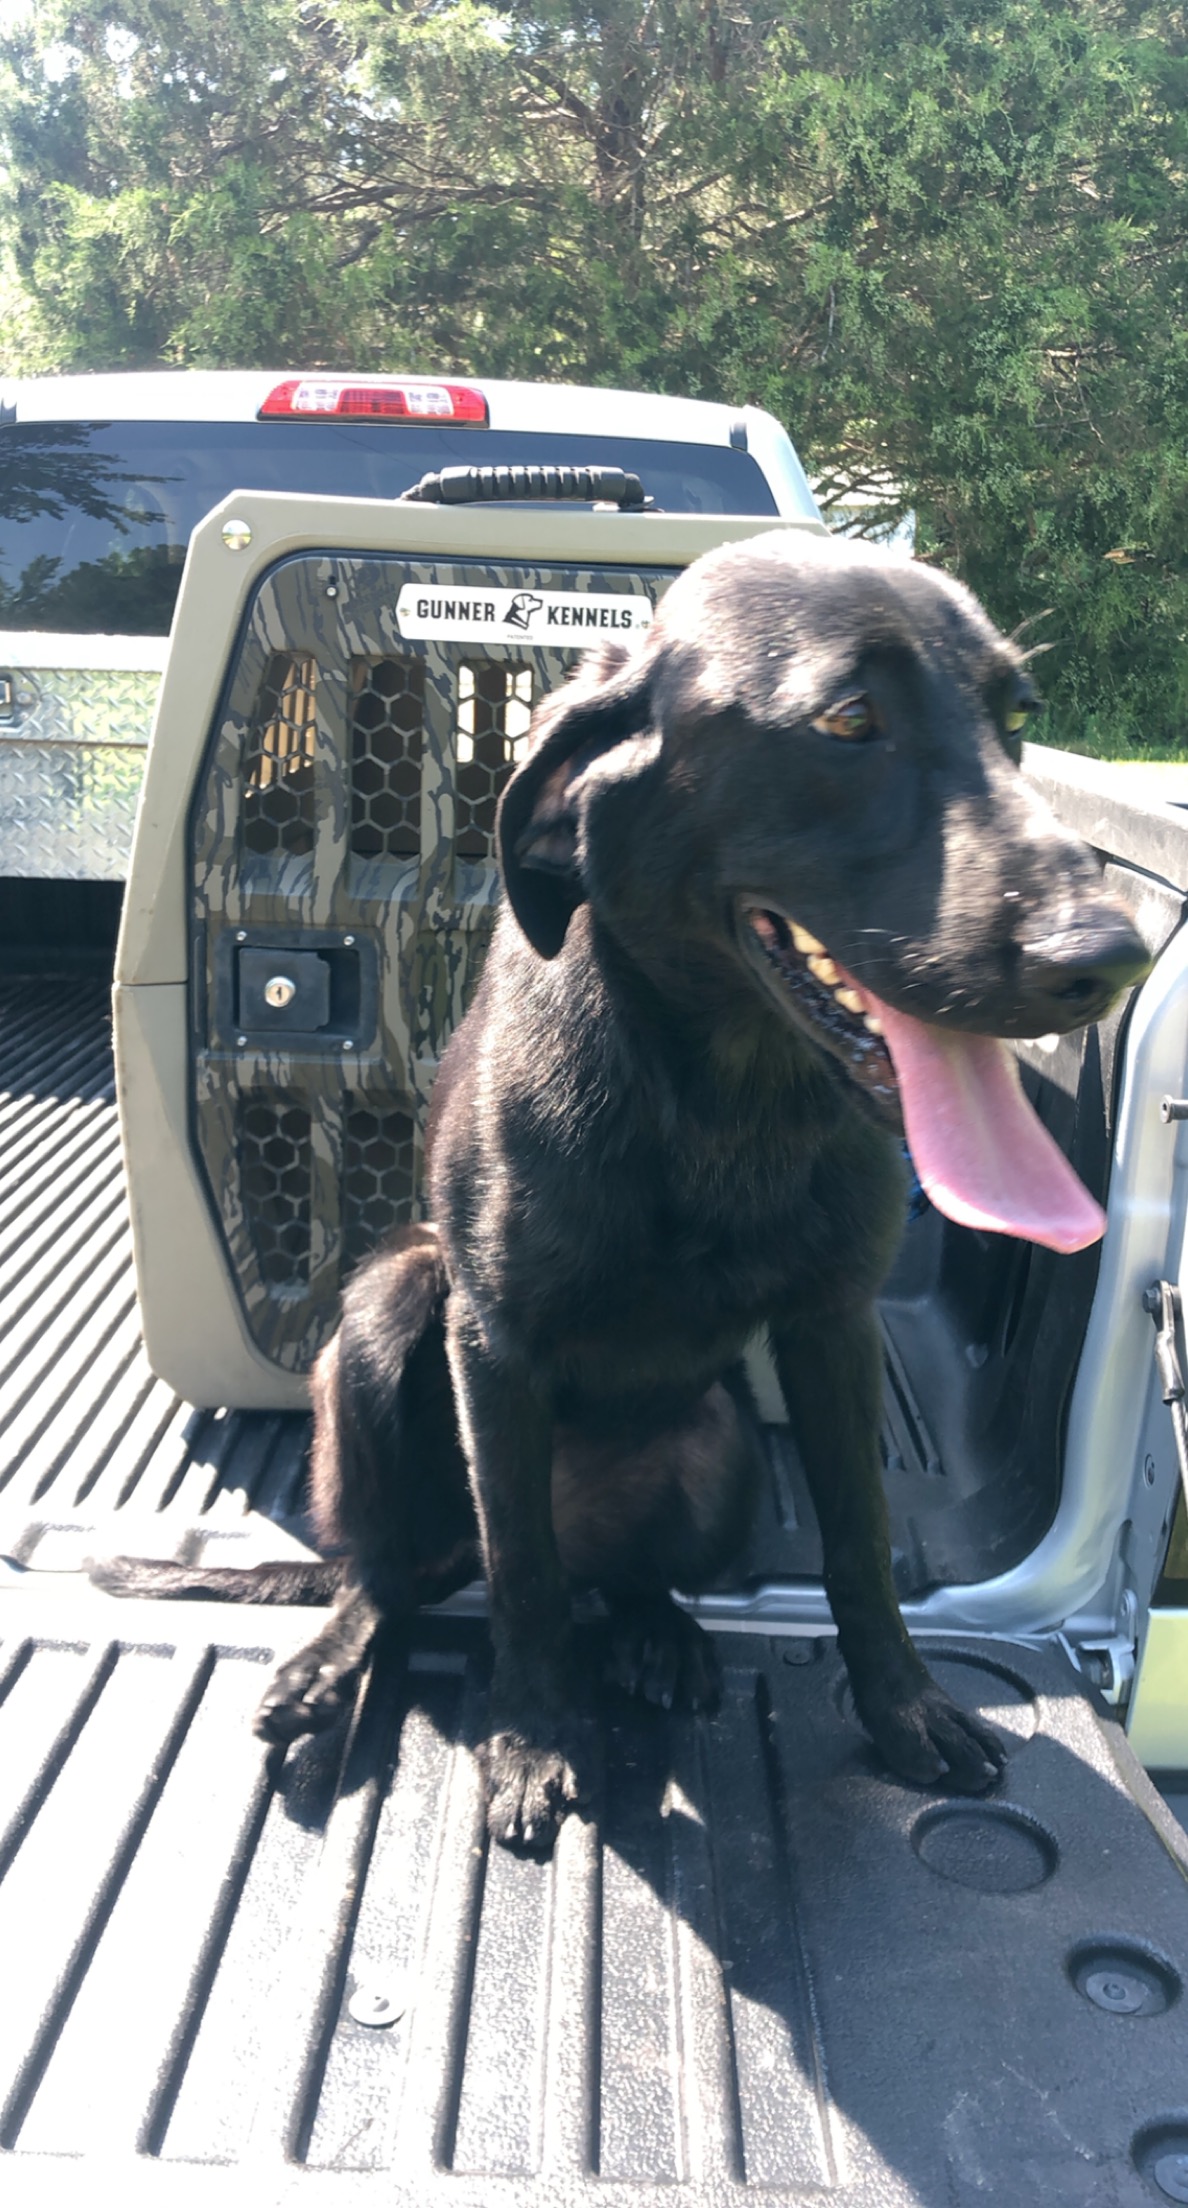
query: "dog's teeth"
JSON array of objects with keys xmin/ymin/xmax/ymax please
[
  {"xmin": 863, "ymin": 1013, "xmax": 885, "ymax": 1036},
  {"xmin": 835, "ymin": 986, "xmax": 865, "ymax": 1015},
  {"xmin": 791, "ymin": 923, "xmax": 825, "ymax": 955},
  {"xmin": 807, "ymin": 954, "xmax": 841, "ymax": 986}
]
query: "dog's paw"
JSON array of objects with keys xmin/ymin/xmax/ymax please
[
  {"xmin": 253, "ymin": 1651, "xmax": 360, "ymax": 1746},
  {"xmin": 607, "ymin": 1601, "xmax": 721, "ymax": 1713},
  {"xmin": 482, "ymin": 1728, "xmax": 585, "ymax": 1854},
  {"xmin": 862, "ymin": 1677, "xmax": 1007, "ymax": 1795}
]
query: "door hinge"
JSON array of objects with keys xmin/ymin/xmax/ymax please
[
  {"xmin": 1143, "ymin": 1279, "xmax": 1188, "ymax": 1507},
  {"xmin": 1062, "ymin": 1591, "xmax": 1139, "ymax": 1707}
]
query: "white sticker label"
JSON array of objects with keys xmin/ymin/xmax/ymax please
[{"xmin": 395, "ymin": 583, "xmax": 653, "ymax": 646}]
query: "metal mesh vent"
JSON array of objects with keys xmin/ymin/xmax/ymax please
[
  {"xmin": 343, "ymin": 1098, "xmax": 416, "ymax": 1269},
  {"xmin": 242, "ymin": 654, "xmax": 317, "ymax": 857},
  {"xmin": 192, "ymin": 553, "xmax": 674, "ymax": 1375},
  {"xmin": 455, "ymin": 663, "xmax": 535, "ymax": 861},
  {"xmin": 238, "ymin": 1096, "xmax": 312, "ymax": 1289},
  {"xmin": 349, "ymin": 656, "xmax": 425, "ymax": 859}
]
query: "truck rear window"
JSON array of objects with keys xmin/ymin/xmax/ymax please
[{"xmin": 0, "ymin": 420, "xmax": 780, "ymax": 637}]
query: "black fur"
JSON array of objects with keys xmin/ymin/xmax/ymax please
[
  {"xmin": 95, "ymin": 531, "xmax": 1149, "ymax": 1851},
  {"xmin": 87, "ymin": 1557, "xmax": 344, "ymax": 1604}
]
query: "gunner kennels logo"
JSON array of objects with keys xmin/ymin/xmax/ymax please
[{"xmin": 395, "ymin": 584, "xmax": 654, "ymax": 646}]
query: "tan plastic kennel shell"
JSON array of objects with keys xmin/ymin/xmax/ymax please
[{"xmin": 114, "ymin": 494, "xmax": 817, "ymax": 1408}]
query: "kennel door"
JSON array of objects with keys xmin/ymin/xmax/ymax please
[{"xmin": 185, "ymin": 550, "xmax": 675, "ymax": 1375}]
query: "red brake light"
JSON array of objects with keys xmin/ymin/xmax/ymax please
[{"xmin": 258, "ymin": 377, "xmax": 488, "ymax": 425}]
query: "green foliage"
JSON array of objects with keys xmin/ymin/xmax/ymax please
[{"xmin": 2, "ymin": 0, "xmax": 1186, "ymax": 756}]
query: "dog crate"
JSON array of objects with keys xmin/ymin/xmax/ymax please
[{"xmin": 115, "ymin": 495, "xmax": 797, "ymax": 1408}]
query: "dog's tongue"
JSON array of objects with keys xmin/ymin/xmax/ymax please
[{"xmin": 858, "ymin": 985, "xmax": 1106, "ymax": 1253}]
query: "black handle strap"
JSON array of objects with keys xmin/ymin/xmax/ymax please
[{"xmin": 399, "ymin": 463, "xmax": 650, "ymax": 509}]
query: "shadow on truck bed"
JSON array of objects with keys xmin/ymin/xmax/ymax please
[{"xmin": 0, "ymin": 878, "xmax": 123, "ymax": 975}]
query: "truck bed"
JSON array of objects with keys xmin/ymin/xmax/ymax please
[
  {"xmin": 5, "ymin": 974, "xmax": 1188, "ymax": 2205},
  {"xmin": 0, "ymin": 974, "xmax": 310, "ymax": 1576}
]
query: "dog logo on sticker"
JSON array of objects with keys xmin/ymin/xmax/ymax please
[{"xmin": 505, "ymin": 592, "xmax": 544, "ymax": 632}]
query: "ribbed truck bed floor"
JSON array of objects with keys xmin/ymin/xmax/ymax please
[
  {"xmin": 0, "ymin": 976, "xmax": 311, "ymax": 1576},
  {"xmin": 5, "ymin": 978, "xmax": 1188, "ymax": 2207}
]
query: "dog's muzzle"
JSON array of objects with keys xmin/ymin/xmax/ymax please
[{"xmin": 739, "ymin": 899, "xmax": 1111, "ymax": 1255}]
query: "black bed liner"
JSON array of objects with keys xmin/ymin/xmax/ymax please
[
  {"xmin": 6, "ymin": 977, "xmax": 1188, "ymax": 2205},
  {"xmin": 0, "ymin": 976, "xmax": 309, "ymax": 1577},
  {"xmin": 2, "ymin": 1598, "xmax": 1188, "ymax": 2206}
]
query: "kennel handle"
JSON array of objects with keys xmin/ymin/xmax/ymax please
[{"xmin": 399, "ymin": 463, "xmax": 652, "ymax": 508}]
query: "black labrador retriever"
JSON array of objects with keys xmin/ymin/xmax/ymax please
[{"xmin": 95, "ymin": 530, "xmax": 1149, "ymax": 1852}]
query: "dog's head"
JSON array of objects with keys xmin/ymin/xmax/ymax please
[{"xmin": 497, "ymin": 531, "xmax": 1150, "ymax": 1252}]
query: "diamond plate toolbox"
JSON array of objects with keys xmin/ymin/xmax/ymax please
[{"xmin": 0, "ymin": 640, "xmax": 164, "ymax": 880}]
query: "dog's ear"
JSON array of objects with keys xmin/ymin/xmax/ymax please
[{"xmin": 497, "ymin": 642, "xmax": 656, "ymax": 957}]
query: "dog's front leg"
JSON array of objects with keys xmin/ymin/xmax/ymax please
[
  {"xmin": 446, "ymin": 1297, "xmax": 584, "ymax": 1852},
  {"xmin": 772, "ymin": 1304, "xmax": 1005, "ymax": 1794},
  {"xmin": 253, "ymin": 1580, "xmax": 384, "ymax": 1745}
]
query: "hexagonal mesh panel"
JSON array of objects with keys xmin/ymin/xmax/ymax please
[
  {"xmin": 242, "ymin": 654, "xmax": 317, "ymax": 856},
  {"xmin": 455, "ymin": 662, "xmax": 535, "ymax": 861},
  {"xmin": 343, "ymin": 1098, "xmax": 417, "ymax": 1271},
  {"xmin": 350, "ymin": 656, "xmax": 425, "ymax": 858},
  {"xmin": 237, "ymin": 1095, "xmax": 312, "ymax": 1289}
]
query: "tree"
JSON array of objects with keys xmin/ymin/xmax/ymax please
[{"xmin": 2, "ymin": 0, "xmax": 1186, "ymax": 755}]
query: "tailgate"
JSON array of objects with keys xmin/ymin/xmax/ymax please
[{"xmin": 2, "ymin": 1573, "xmax": 1188, "ymax": 2206}]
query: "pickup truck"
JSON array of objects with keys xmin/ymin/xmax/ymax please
[{"xmin": 2, "ymin": 371, "xmax": 1188, "ymax": 2206}]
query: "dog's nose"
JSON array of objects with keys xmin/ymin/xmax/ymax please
[{"xmin": 1019, "ymin": 914, "xmax": 1152, "ymax": 1026}]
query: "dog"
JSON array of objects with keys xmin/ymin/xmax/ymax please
[{"xmin": 94, "ymin": 530, "xmax": 1150, "ymax": 1852}]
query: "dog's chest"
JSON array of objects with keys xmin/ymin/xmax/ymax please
[
  {"xmin": 656, "ymin": 1138, "xmax": 806, "ymax": 1267},
  {"xmin": 535, "ymin": 1158, "xmax": 828, "ymax": 1406},
  {"xmin": 581, "ymin": 1118, "xmax": 852, "ymax": 1327},
  {"xmin": 456, "ymin": 1023, "xmax": 902, "ymax": 1376}
]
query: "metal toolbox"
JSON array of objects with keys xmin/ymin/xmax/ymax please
[{"xmin": 0, "ymin": 633, "xmax": 165, "ymax": 880}]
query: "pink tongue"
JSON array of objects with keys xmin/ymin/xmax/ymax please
[{"xmin": 857, "ymin": 985, "xmax": 1106, "ymax": 1253}]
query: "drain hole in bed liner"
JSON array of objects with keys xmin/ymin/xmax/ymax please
[
  {"xmin": 1070, "ymin": 1940, "xmax": 1180, "ymax": 2017},
  {"xmin": 1134, "ymin": 2121, "xmax": 1188, "ymax": 2201},
  {"xmin": 911, "ymin": 1801, "xmax": 1058, "ymax": 1892}
]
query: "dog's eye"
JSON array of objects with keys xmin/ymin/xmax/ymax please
[
  {"xmin": 1000, "ymin": 693, "xmax": 1041, "ymax": 760},
  {"xmin": 813, "ymin": 695, "xmax": 877, "ymax": 742}
]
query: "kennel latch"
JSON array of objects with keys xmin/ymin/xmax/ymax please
[{"xmin": 237, "ymin": 945, "xmax": 331, "ymax": 1034}]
